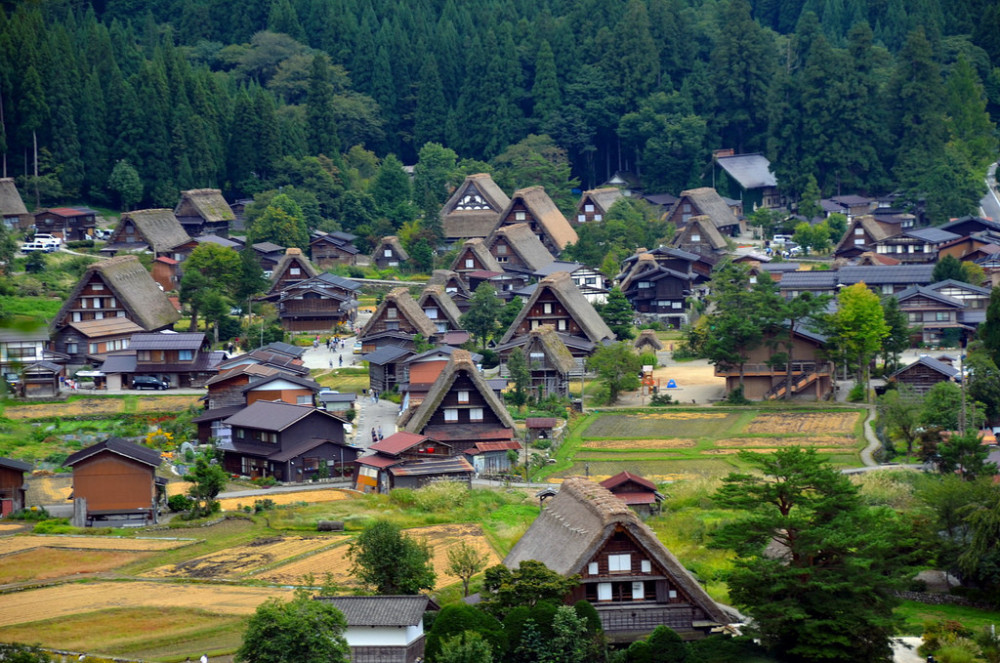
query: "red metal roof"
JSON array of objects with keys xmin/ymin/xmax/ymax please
[
  {"xmin": 356, "ymin": 454, "xmax": 402, "ymax": 468},
  {"xmin": 46, "ymin": 207, "xmax": 92, "ymax": 217},
  {"xmin": 600, "ymin": 470, "xmax": 657, "ymax": 492},
  {"xmin": 465, "ymin": 441, "xmax": 522, "ymax": 455},
  {"xmin": 525, "ymin": 417, "xmax": 558, "ymax": 429},
  {"xmin": 155, "ymin": 256, "xmax": 179, "ymax": 265},
  {"xmin": 368, "ymin": 432, "xmax": 430, "ymax": 456}
]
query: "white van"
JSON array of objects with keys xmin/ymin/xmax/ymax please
[
  {"xmin": 772, "ymin": 234, "xmax": 793, "ymax": 244},
  {"xmin": 21, "ymin": 241, "xmax": 55, "ymax": 253},
  {"xmin": 32, "ymin": 233, "xmax": 61, "ymax": 248}
]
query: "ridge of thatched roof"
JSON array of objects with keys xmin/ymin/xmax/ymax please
[
  {"xmin": 440, "ymin": 173, "xmax": 511, "ymax": 240},
  {"xmin": 679, "ymin": 187, "xmax": 740, "ymax": 229},
  {"xmin": 488, "ymin": 223, "xmax": 555, "ymax": 271},
  {"xmin": 504, "ymin": 477, "xmax": 731, "ymax": 625},
  {"xmin": 835, "ymin": 216, "xmax": 900, "ymax": 253},
  {"xmin": 360, "ymin": 287, "xmax": 437, "ymax": 339},
  {"xmin": 619, "ymin": 253, "xmax": 658, "ymax": 291},
  {"xmin": 176, "ymin": 189, "xmax": 235, "ymax": 223},
  {"xmin": 674, "ymin": 215, "xmax": 727, "ymax": 251},
  {"xmin": 0, "ymin": 177, "xmax": 28, "ymax": 215},
  {"xmin": 529, "ymin": 325, "xmax": 577, "ymax": 373},
  {"xmin": 634, "ymin": 329, "xmax": 664, "ymax": 352},
  {"xmin": 54, "ymin": 255, "xmax": 180, "ymax": 331},
  {"xmin": 269, "ymin": 248, "xmax": 320, "ymax": 288},
  {"xmin": 502, "ymin": 186, "xmax": 578, "ymax": 251},
  {"xmin": 404, "ymin": 349, "xmax": 516, "ymax": 434},
  {"xmin": 373, "ymin": 235, "xmax": 409, "ymax": 261},
  {"xmin": 114, "ymin": 209, "xmax": 192, "ymax": 253},
  {"xmin": 452, "ymin": 238, "xmax": 503, "ymax": 273},
  {"xmin": 417, "ymin": 285, "xmax": 463, "ymax": 328},
  {"xmin": 499, "ymin": 271, "xmax": 614, "ymax": 345},
  {"xmin": 579, "ymin": 187, "xmax": 623, "ymax": 214}
]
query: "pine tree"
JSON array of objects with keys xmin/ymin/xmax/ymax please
[
  {"xmin": 413, "ymin": 54, "xmax": 447, "ymax": 148},
  {"xmin": 305, "ymin": 54, "xmax": 340, "ymax": 158},
  {"xmin": 531, "ymin": 40, "xmax": 560, "ymax": 132},
  {"xmin": 944, "ymin": 54, "xmax": 997, "ymax": 170},
  {"xmin": 597, "ymin": 287, "xmax": 635, "ymax": 340}
]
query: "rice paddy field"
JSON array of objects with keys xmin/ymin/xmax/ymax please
[{"xmin": 541, "ymin": 407, "xmax": 867, "ymax": 483}]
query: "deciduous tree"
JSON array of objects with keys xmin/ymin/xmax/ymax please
[
  {"xmin": 446, "ymin": 540, "xmax": 489, "ymax": 597},
  {"xmin": 586, "ymin": 341, "xmax": 642, "ymax": 404},
  {"xmin": 347, "ymin": 519, "xmax": 435, "ymax": 594},
  {"xmin": 236, "ymin": 593, "xmax": 349, "ymax": 663},
  {"xmin": 481, "ymin": 560, "xmax": 579, "ymax": 620},
  {"xmin": 460, "ymin": 282, "xmax": 503, "ymax": 349},
  {"xmin": 832, "ymin": 283, "xmax": 889, "ymax": 397}
]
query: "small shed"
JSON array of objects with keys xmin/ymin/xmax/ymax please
[
  {"xmin": 524, "ymin": 417, "xmax": 558, "ymax": 445},
  {"xmin": 63, "ymin": 437, "xmax": 165, "ymax": 526},
  {"xmin": 315, "ymin": 595, "xmax": 434, "ymax": 663},
  {"xmin": 21, "ymin": 361, "xmax": 63, "ymax": 398},
  {"xmin": 599, "ymin": 471, "xmax": 664, "ymax": 516},
  {"xmin": 888, "ymin": 356, "xmax": 960, "ymax": 395},
  {"xmin": 0, "ymin": 456, "xmax": 31, "ymax": 516},
  {"xmin": 633, "ymin": 330, "xmax": 664, "ymax": 354},
  {"xmin": 464, "ymin": 440, "xmax": 522, "ymax": 475},
  {"xmin": 363, "ymin": 346, "xmax": 413, "ymax": 393}
]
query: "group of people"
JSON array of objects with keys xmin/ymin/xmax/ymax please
[{"xmin": 370, "ymin": 425, "xmax": 384, "ymax": 443}]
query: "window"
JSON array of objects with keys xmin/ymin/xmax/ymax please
[
  {"xmin": 882, "ymin": 284, "xmax": 893, "ymax": 294},
  {"xmin": 444, "ymin": 408, "xmax": 458, "ymax": 422},
  {"xmin": 384, "ymin": 249, "xmax": 393, "ymax": 257},
  {"xmin": 668, "ymin": 590, "xmax": 678, "ymax": 599},
  {"xmin": 465, "ymin": 259, "xmax": 474, "ymax": 269},
  {"xmin": 89, "ymin": 343, "xmax": 99, "ymax": 354},
  {"xmin": 578, "ymin": 214, "xmax": 586, "ymax": 222},
  {"xmin": 297, "ymin": 395, "xmax": 312, "ymax": 405},
  {"xmin": 683, "ymin": 204, "xmax": 691, "ymax": 213},
  {"xmin": 597, "ymin": 583, "xmax": 612, "ymax": 601},
  {"xmin": 92, "ymin": 283, "xmax": 104, "ymax": 291},
  {"xmin": 935, "ymin": 311, "xmax": 951, "ymax": 321},
  {"xmin": 608, "ymin": 554, "xmax": 631, "ymax": 573},
  {"xmin": 543, "ymin": 302, "xmax": 552, "ymax": 314},
  {"xmin": 632, "ymin": 582, "xmax": 645, "ymax": 600},
  {"xmin": 854, "ymin": 238, "xmax": 865, "ymax": 245},
  {"xmin": 470, "ymin": 407, "xmax": 484, "ymax": 421},
  {"xmin": 117, "ymin": 310, "xmax": 126, "ymax": 318},
  {"xmin": 290, "ymin": 267, "xmax": 301, "ymax": 275},
  {"xmin": 425, "ymin": 307, "xmax": 438, "ymax": 319},
  {"xmin": 641, "ymin": 560, "xmax": 651, "ymax": 573},
  {"xmin": 672, "ymin": 301, "xmax": 683, "ymax": 309},
  {"xmin": 237, "ymin": 428, "xmax": 245, "ymax": 439},
  {"xmin": 457, "ymin": 390, "xmax": 470, "ymax": 403},
  {"xmin": 557, "ymin": 319, "xmax": 567, "ymax": 331},
  {"xmin": 638, "ymin": 281, "xmax": 651, "ymax": 289},
  {"xmin": 304, "ymin": 457, "xmax": 320, "ymax": 471},
  {"xmin": 94, "ymin": 311, "xmax": 104, "ymax": 320},
  {"xmin": 385, "ymin": 321, "xmax": 399, "ymax": 331},
  {"xmin": 137, "ymin": 351, "xmax": 151, "ymax": 361},
  {"xmin": 178, "ymin": 350, "xmax": 194, "ymax": 361},
  {"xmin": 66, "ymin": 342, "xmax": 78, "ymax": 354},
  {"xmin": 585, "ymin": 204, "xmax": 595, "ymax": 212},
  {"xmin": 72, "ymin": 312, "xmax": 81, "ymax": 322},
  {"xmin": 594, "ymin": 214, "xmax": 602, "ymax": 221},
  {"xmin": 108, "ymin": 297, "xmax": 116, "ymax": 308},
  {"xmin": 585, "ymin": 277, "xmax": 596, "ymax": 285},
  {"xmin": 529, "ymin": 352, "xmax": 544, "ymax": 362},
  {"xmin": 387, "ymin": 307, "xmax": 397, "ymax": 319},
  {"xmin": 588, "ymin": 562, "xmax": 599, "ymax": 574},
  {"xmin": 907, "ymin": 312, "xmax": 920, "ymax": 322},
  {"xmin": 691, "ymin": 233, "xmax": 701, "ymax": 242},
  {"xmin": 80, "ymin": 298, "xmax": 87, "ymax": 309},
  {"xmin": 515, "ymin": 211, "xmax": 526, "ymax": 221}
]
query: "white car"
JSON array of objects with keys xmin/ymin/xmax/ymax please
[{"xmin": 31, "ymin": 234, "xmax": 61, "ymax": 249}]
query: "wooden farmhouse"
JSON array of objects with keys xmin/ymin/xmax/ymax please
[
  {"xmin": 715, "ymin": 326, "xmax": 833, "ymax": 401},
  {"xmin": 426, "ymin": 269, "xmax": 472, "ymax": 311},
  {"xmin": 895, "ymin": 285, "xmax": 971, "ymax": 345},
  {"xmin": 362, "ymin": 345, "xmax": 412, "ymax": 393},
  {"xmin": 267, "ymin": 248, "xmax": 320, "ymax": 294},
  {"xmin": 575, "ymin": 187, "xmax": 624, "ymax": 225},
  {"xmin": 665, "ymin": 187, "xmax": 744, "ymax": 237},
  {"xmin": 439, "ymin": 173, "xmax": 511, "ymax": 244},
  {"xmin": 485, "ymin": 222, "xmax": 555, "ymax": 289},
  {"xmin": 32, "ymin": 206, "xmax": 99, "ymax": 241},
  {"xmin": 358, "ymin": 288, "xmax": 437, "ymax": 354},
  {"xmin": 399, "ymin": 346, "xmax": 480, "ymax": 412},
  {"xmin": 498, "ymin": 271, "xmax": 615, "ymax": 364},
  {"xmin": 870, "ymin": 227, "xmax": 960, "ymax": 264},
  {"xmin": 416, "ymin": 285, "xmax": 464, "ymax": 334},
  {"xmin": 888, "ymin": 356, "xmax": 960, "ymax": 395},
  {"xmin": 52, "ymin": 256, "xmax": 181, "ymax": 366},
  {"xmin": 833, "ymin": 216, "xmax": 901, "ymax": 261},
  {"xmin": 619, "ymin": 252, "xmax": 698, "ymax": 328},
  {"xmin": 173, "ymin": 188, "xmax": 235, "ymax": 237},
  {"xmin": 314, "ymin": 595, "xmax": 435, "ymax": 663},
  {"xmin": 0, "ymin": 177, "xmax": 31, "ymax": 229},
  {"xmin": 0, "ymin": 456, "xmax": 30, "ymax": 516},
  {"xmin": 600, "ymin": 471, "xmax": 664, "ymax": 516},
  {"xmin": 310, "ymin": 231, "xmax": 361, "ymax": 268},
  {"xmin": 216, "ymin": 347, "xmax": 311, "ymax": 378},
  {"xmin": 64, "ymin": 437, "xmax": 165, "ymax": 526},
  {"xmin": 401, "ymin": 349, "xmax": 516, "ymax": 453},
  {"xmin": 498, "ymin": 325, "xmax": 576, "ymax": 399},
  {"xmin": 504, "ymin": 478, "xmax": 731, "ymax": 641},
  {"xmin": 265, "ymin": 272, "xmax": 361, "ymax": 332},
  {"xmin": 102, "ymin": 209, "xmax": 195, "ymax": 259},
  {"xmin": 221, "ymin": 400, "xmax": 357, "ymax": 481},
  {"xmin": 450, "ymin": 237, "xmax": 505, "ymax": 291},
  {"xmin": 372, "ymin": 235, "xmax": 409, "ymax": 269},
  {"xmin": 204, "ymin": 363, "xmax": 284, "ymax": 410},
  {"xmin": 355, "ymin": 432, "xmax": 473, "ymax": 494},
  {"xmin": 713, "ymin": 152, "xmax": 781, "ymax": 210},
  {"xmin": 494, "ymin": 186, "xmax": 578, "ymax": 257},
  {"xmin": 251, "ymin": 241, "xmax": 286, "ymax": 273},
  {"xmin": 671, "ymin": 215, "xmax": 729, "ymax": 257},
  {"xmin": 0, "ymin": 326, "xmax": 56, "ymax": 376}
]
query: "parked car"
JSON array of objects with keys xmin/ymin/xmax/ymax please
[
  {"xmin": 132, "ymin": 376, "xmax": 170, "ymax": 390},
  {"xmin": 20, "ymin": 241, "xmax": 57, "ymax": 253},
  {"xmin": 32, "ymin": 233, "xmax": 62, "ymax": 248}
]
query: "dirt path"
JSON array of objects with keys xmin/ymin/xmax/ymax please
[{"xmin": 615, "ymin": 357, "xmax": 726, "ymax": 407}]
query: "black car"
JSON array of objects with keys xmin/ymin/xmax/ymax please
[{"xmin": 132, "ymin": 376, "xmax": 169, "ymax": 390}]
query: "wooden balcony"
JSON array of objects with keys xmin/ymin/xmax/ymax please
[{"xmin": 714, "ymin": 361, "xmax": 833, "ymax": 378}]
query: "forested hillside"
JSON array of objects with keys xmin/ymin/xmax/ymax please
[{"xmin": 1, "ymin": 0, "xmax": 998, "ymax": 223}]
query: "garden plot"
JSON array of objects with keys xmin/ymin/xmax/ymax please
[
  {"xmin": 216, "ymin": 488, "xmax": 352, "ymax": 512},
  {"xmin": 745, "ymin": 412, "xmax": 860, "ymax": 434},
  {"xmin": 715, "ymin": 435, "xmax": 857, "ymax": 448},
  {"xmin": 582, "ymin": 412, "xmax": 739, "ymax": 439},
  {"xmin": 0, "ymin": 581, "xmax": 295, "ymax": 628},
  {"xmin": 143, "ymin": 536, "xmax": 338, "ymax": 579},
  {"xmin": 4, "ymin": 399, "xmax": 124, "ymax": 419},
  {"xmin": 0, "ymin": 548, "xmax": 151, "ymax": 584},
  {"xmin": 258, "ymin": 524, "xmax": 499, "ymax": 589},
  {"xmin": 581, "ymin": 438, "xmax": 697, "ymax": 450},
  {"xmin": 0, "ymin": 535, "xmax": 196, "ymax": 556},
  {"xmin": 135, "ymin": 395, "xmax": 201, "ymax": 412}
]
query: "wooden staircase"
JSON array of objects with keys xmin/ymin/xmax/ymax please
[{"xmin": 765, "ymin": 371, "xmax": 818, "ymax": 400}]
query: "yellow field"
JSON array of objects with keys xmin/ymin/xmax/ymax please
[
  {"xmin": 4, "ymin": 399, "xmax": 123, "ymax": 419},
  {"xmin": 0, "ymin": 581, "xmax": 295, "ymax": 627},
  {"xmin": 135, "ymin": 396, "xmax": 202, "ymax": 412},
  {"xmin": 0, "ymin": 523, "xmax": 26, "ymax": 533},
  {"xmin": 715, "ymin": 435, "xmax": 857, "ymax": 448},
  {"xmin": 0, "ymin": 548, "xmax": 151, "ymax": 584},
  {"xmin": 143, "ymin": 536, "xmax": 340, "ymax": 579},
  {"xmin": 0, "ymin": 535, "xmax": 197, "ymax": 555},
  {"xmin": 582, "ymin": 438, "xmax": 697, "ymax": 450},
  {"xmin": 745, "ymin": 412, "xmax": 859, "ymax": 434},
  {"xmin": 217, "ymin": 488, "xmax": 353, "ymax": 511}
]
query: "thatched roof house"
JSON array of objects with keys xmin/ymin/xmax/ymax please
[
  {"xmin": 668, "ymin": 187, "xmax": 743, "ymax": 235},
  {"xmin": 671, "ymin": 215, "xmax": 728, "ymax": 255},
  {"xmin": 174, "ymin": 189, "xmax": 235, "ymax": 237},
  {"xmin": 496, "ymin": 186, "xmax": 578, "ymax": 256},
  {"xmin": 416, "ymin": 285, "xmax": 464, "ymax": 332},
  {"xmin": 104, "ymin": 209, "xmax": 193, "ymax": 255},
  {"xmin": 372, "ymin": 235, "xmax": 410, "ymax": 269},
  {"xmin": 0, "ymin": 177, "xmax": 30, "ymax": 228},
  {"xmin": 268, "ymin": 248, "xmax": 320, "ymax": 293},
  {"xmin": 504, "ymin": 477, "xmax": 731, "ymax": 639},
  {"xmin": 499, "ymin": 271, "xmax": 615, "ymax": 350},
  {"xmin": 634, "ymin": 330, "xmax": 664, "ymax": 353},
  {"xmin": 575, "ymin": 187, "xmax": 624, "ymax": 224},
  {"xmin": 451, "ymin": 237, "xmax": 504, "ymax": 275},
  {"xmin": 439, "ymin": 173, "xmax": 511, "ymax": 241},
  {"xmin": 486, "ymin": 222, "xmax": 555, "ymax": 273},
  {"xmin": 358, "ymin": 288, "xmax": 437, "ymax": 353}
]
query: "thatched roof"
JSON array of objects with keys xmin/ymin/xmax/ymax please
[
  {"xmin": 269, "ymin": 248, "xmax": 320, "ymax": 289},
  {"xmin": 504, "ymin": 477, "xmax": 731, "ymax": 625},
  {"xmin": 359, "ymin": 287, "xmax": 437, "ymax": 339},
  {"xmin": 488, "ymin": 223, "xmax": 555, "ymax": 271},
  {"xmin": 0, "ymin": 177, "xmax": 28, "ymax": 215},
  {"xmin": 674, "ymin": 215, "xmax": 727, "ymax": 251},
  {"xmin": 451, "ymin": 238, "xmax": 503, "ymax": 273},
  {"xmin": 499, "ymin": 271, "xmax": 614, "ymax": 345},
  {"xmin": 373, "ymin": 235, "xmax": 409, "ymax": 261},
  {"xmin": 619, "ymin": 253, "xmax": 658, "ymax": 291},
  {"xmin": 501, "ymin": 186, "xmax": 578, "ymax": 252},
  {"xmin": 175, "ymin": 189, "xmax": 235, "ymax": 223},
  {"xmin": 527, "ymin": 325, "xmax": 576, "ymax": 373},
  {"xmin": 114, "ymin": 209, "xmax": 192, "ymax": 253},
  {"xmin": 426, "ymin": 269, "xmax": 470, "ymax": 297},
  {"xmin": 634, "ymin": 329, "xmax": 664, "ymax": 352},
  {"xmin": 54, "ymin": 256, "xmax": 181, "ymax": 331},
  {"xmin": 679, "ymin": 187, "xmax": 740, "ymax": 229},
  {"xmin": 404, "ymin": 349, "xmax": 516, "ymax": 434},
  {"xmin": 417, "ymin": 285, "xmax": 464, "ymax": 329},
  {"xmin": 578, "ymin": 187, "xmax": 623, "ymax": 215},
  {"xmin": 440, "ymin": 173, "xmax": 510, "ymax": 240},
  {"xmin": 834, "ymin": 216, "xmax": 900, "ymax": 253}
]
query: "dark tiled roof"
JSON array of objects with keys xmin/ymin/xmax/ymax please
[
  {"xmin": 904, "ymin": 227, "xmax": 960, "ymax": 243},
  {"xmin": 316, "ymin": 595, "xmax": 430, "ymax": 627},
  {"xmin": 268, "ymin": 437, "xmax": 354, "ymax": 462},
  {"xmin": 64, "ymin": 437, "xmax": 163, "ymax": 468},
  {"xmin": 891, "ymin": 356, "xmax": 960, "ymax": 380},
  {"xmin": 224, "ymin": 401, "xmax": 343, "ymax": 431},
  {"xmin": 192, "ymin": 405, "xmax": 245, "ymax": 424},
  {"xmin": 0, "ymin": 456, "xmax": 31, "ymax": 472},
  {"xmin": 362, "ymin": 346, "xmax": 413, "ymax": 365},
  {"xmin": 895, "ymin": 286, "xmax": 963, "ymax": 308},
  {"xmin": 715, "ymin": 153, "xmax": 777, "ymax": 188},
  {"xmin": 130, "ymin": 332, "xmax": 205, "ymax": 351}
]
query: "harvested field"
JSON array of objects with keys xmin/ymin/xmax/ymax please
[
  {"xmin": 4, "ymin": 399, "xmax": 124, "ymax": 419},
  {"xmin": 553, "ymin": 458, "xmax": 738, "ymax": 482},
  {"xmin": 581, "ymin": 438, "xmax": 697, "ymax": 450},
  {"xmin": 217, "ymin": 488, "xmax": 353, "ymax": 511},
  {"xmin": 745, "ymin": 411, "xmax": 860, "ymax": 434},
  {"xmin": 259, "ymin": 524, "xmax": 499, "ymax": 589},
  {"xmin": 0, "ymin": 522, "xmax": 27, "ymax": 533},
  {"xmin": 28, "ymin": 475, "xmax": 73, "ymax": 503},
  {"xmin": 166, "ymin": 481, "xmax": 193, "ymax": 496},
  {"xmin": 0, "ymin": 548, "xmax": 151, "ymax": 584},
  {"xmin": 704, "ymin": 447, "xmax": 843, "ymax": 455},
  {"xmin": 135, "ymin": 395, "xmax": 202, "ymax": 412},
  {"xmin": 0, "ymin": 535, "xmax": 197, "ymax": 556},
  {"xmin": 0, "ymin": 581, "xmax": 295, "ymax": 628},
  {"xmin": 144, "ymin": 536, "xmax": 338, "ymax": 579},
  {"xmin": 715, "ymin": 435, "xmax": 857, "ymax": 448},
  {"xmin": 583, "ymin": 412, "xmax": 739, "ymax": 439}
]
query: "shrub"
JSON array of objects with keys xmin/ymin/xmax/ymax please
[
  {"xmin": 671, "ymin": 343, "xmax": 700, "ymax": 360},
  {"xmin": 65, "ymin": 240, "xmax": 95, "ymax": 249},
  {"xmin": 167, "ymin": 494, "xmax": 195, "ymax": 512},
  {"xmin": 638, "ymin": 352, "xmax": 658, "ymax": 367},
  {"xmin": 650, "ymin": 392, "xmax": 674, "ymax": 406},
  {"xmin": 253, "ymin": 498, "xmax": 277, "ymax": 513},
  {"xmin": 725, "ymin": 386, "xmax": 749, "ymax": 405},
  {"xmin": 9, "ymin": 506, "xmax": 50, "ymax": 521},
  {"xmin": 251, "ymin": 476, "xmax": 278, "ymax": 487},
  {"xmin": 389, "ymin": 488, "xmax": 417, "ymax": 507},
  {"xmin": 33, "ymin": 518, "xmax": 74, "ymax": 534},
  {"xmin": 413, "ymin": 481, "xmax": 469, "ymax": 511},
  {"xmin": 847, "ymin": 383, "xmax": 867, "ymax": 402}
]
